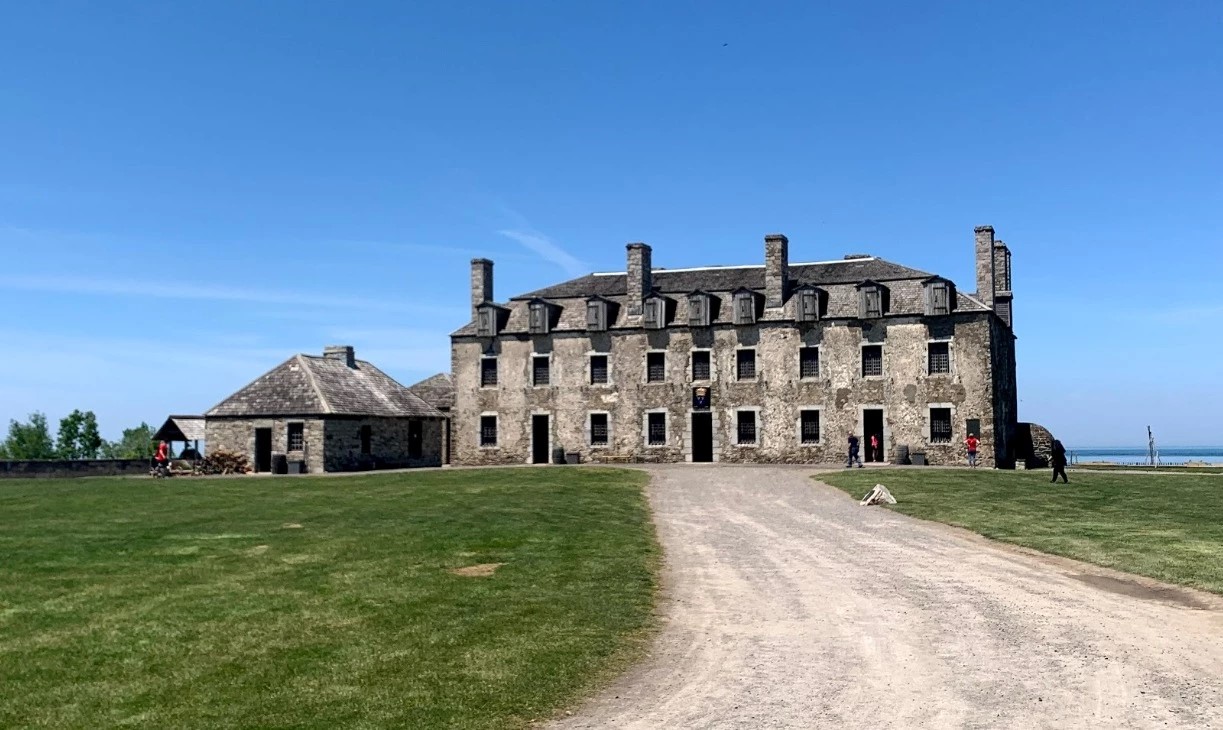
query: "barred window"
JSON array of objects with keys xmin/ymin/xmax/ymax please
[
  {"xmin": 479, "ymin": 415, "xmax": 497, "ymax": 447},
  {"xmin": 590, "ymin": 355, "xmax": 609, "ymax": 384},
  {"xmin": 736, "ymin": 349, "xmax": 756, "ymax": 380},
  {"xmin": 862, "ymin": 345, "xmax": 883, "ymax": 377},
  {"xmin": 480, "ymin": 357, "xmax": 498, "ymax": 387},
  {"xmin": 800, "ymin": 410, "xmax": 820, "ymax": 444},
  {"xmin": 737, "ymin": 411, "xmax": 757, "ymax": 445},
  {"xmin": 691, "ymin": 351, "xmax": 711, "ymax": 381},
  {"xmin": 647, "ymin": 352, "xmax": 666, "ymax": 383},
  {"xmin": 799, "ymin": 347, "xmax": 819, "ymax": 378},
  {"xmin": 928, "ymin": 342, "xmax": 951, "ymax": 375},
  {"xmin": 287, "ymin": 423, "xmax": 304, "ymax": 451},
  {"xmin": 590, "ymin": 413, "xmax": 609, "ymax": 446},
  {"xmin": 532, "ymin": 355, "xmax": 550, "ymax": 386},
  {"xmin": 647, "ymin": 412, "xmax": 666, "ymax": 445},
  {"xmin": 930, "ymin": 408, "xmax": 952, "ymax": 444}
]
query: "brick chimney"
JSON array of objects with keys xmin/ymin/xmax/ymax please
[
  {"xmin": 974, "ymin": 225, "xmax": 995, "ymax": 309},
  {"xmin": 323, "ymin": 345, "xmax": 356, "ymax": 368},
  {"xmin": 626, "ymin": 243, "xmax": 652, "ymax": 316},
  {"xmin": 764, "ymin": 233, "xmax": 789, "ymax": 309},
  {"xmin": 470, "ymin": 258, "xmax": 493, "ymax": 317}
]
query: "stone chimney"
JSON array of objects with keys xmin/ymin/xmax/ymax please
[
  {"xmin": 323, "ymin": 345, "xmax": 356, "ymax": 368},
  {"xmin": 626, "ymin": 243, "xmax": 652, "ymax": 316},
  {"xmin": 764, "ymin": 233, "xmax": 789, "ymax": 309},
  {"xmin": 470, "ymin": 258, "xmax": 493, "ymax": 317},
  {"xmin": 993, "ymin": 239, "xmax": 1014, "ymax": 328},
  {"xmin": 974, "ymin": 225, "xmax": 995, "ymax": 309}
]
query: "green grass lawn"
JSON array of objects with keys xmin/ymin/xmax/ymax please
[
  {"xmin": 820, "ymin": 468, "xmax": 1223, "ymax": 595},
  {"xmin": 0, "ymin": 468, "xmax": 658, "ymax": 729}
]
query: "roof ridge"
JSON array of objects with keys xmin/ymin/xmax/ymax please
[
  {"xmin": 362, "ymin": 361, "xmax": 446, "ymax": 417},
  {"xmin": 299, "ymin": 354, "xmax": 334, "ymax": 414}
]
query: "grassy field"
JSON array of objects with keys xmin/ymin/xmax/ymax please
[
  {"xmin": 820, "ymin": 468, "xmax": 1223, "ymax": 595},
  {"xmin": 0, "ymin": 468, "xmax": 658, "ymax": 729}
]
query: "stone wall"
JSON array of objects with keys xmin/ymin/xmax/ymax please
[
  {"xmin": 205, "ymin": 417, "xmax": 328, "ymax": 473},
  {"xmin": 323, "ymin": 417, "xmax": 444, "ymax": 471},
  {"xmin": 452, "ymin": 313, "xmax": 1007, "ymax": 467},
  {"xmin": 0, "ymin": 459, "xmax": 149, "ymax": 479}
]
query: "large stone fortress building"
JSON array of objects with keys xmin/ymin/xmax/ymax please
[{"xmin": 450, "ymin": 226, "xmax": 1017, "ymax": 467}]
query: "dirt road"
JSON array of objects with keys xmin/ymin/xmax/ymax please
[{"xmin": 553, "ymin": 465, "xmax": 1223, "ymax": 729}]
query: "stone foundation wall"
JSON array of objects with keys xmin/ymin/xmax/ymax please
[
  {"xmin": 324, "ymin": 417, "xmax": 444, "ymax": 471},
  {"xmin": 0, "ymin": 459, "xmax": 150, "ymax": 479}
]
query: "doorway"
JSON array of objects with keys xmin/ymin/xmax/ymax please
[
  {"xmin": 254, "ymin": 428, "xmax": 272, "ymax": 473},
  {"xmin": 863, "ymin": 409, "xmax": 885, "ymax": 463},
  {"xmin": 531, "ymin": 414, "xmax": 550, "ymax": 464},
  {"xmin": 691, "ymin": 412, "xmax": 713, "ymax": 462},
  {"xmin": 408, "ymin": 419, "xmax": 423, "ymax": 459}
]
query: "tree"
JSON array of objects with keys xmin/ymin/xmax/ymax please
[
  {"xmin": 56, "ymin": 410, "xmax": 104, "ymax": 459},
  {"xmin": 101, "ymin": 422, "xmax": 156, "ymax": 459},
  {"xmin": 1, "ymin": 412, "xmax": 57, "ymax": 460}
]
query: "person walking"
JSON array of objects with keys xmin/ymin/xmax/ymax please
[
  {"xmin": 1050, "ymin": 439, "xmax": 1069, "ymax": 483},
  {"xmin": 965, "ymin": 434, "xmax": 980, "ymax": 468},
  {"xmin": 847, "ymin": 433, "xmax": 863, "ymax": 468},
  {"xmin": 153, "ymin": 439, "xmax": 171, "ymax": 477},
  {"xmin": 869, "ymin": 433, "xmax": 881, "ymax": 463}
]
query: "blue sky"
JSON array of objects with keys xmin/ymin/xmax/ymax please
[{"xmin": 1, "ymin": 1, "xmax": 1220, "ymax": 446}]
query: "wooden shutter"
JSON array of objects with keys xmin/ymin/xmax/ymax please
[
  {"xmin": 736, "ymin": 294, "xmax": 754, "ymax": 324},
  {"xmin": 800, "ymin": 290, "xmax": 819, "ymax": 321},
  {"xmin": 586, "ymin": 301, "xmax": 605, "ymax": 331},
  {"xmin": 477, "ymin": 309, "xmax": 493, "ymax": 337}
]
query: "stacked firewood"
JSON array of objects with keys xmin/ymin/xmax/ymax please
[{"xmin": 199, "ymin": 450, "xmax": 251, "ymax": 475}]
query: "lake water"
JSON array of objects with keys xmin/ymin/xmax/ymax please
[{"xmin": 1067, "ymin": 447, "xmax": 1223, "ymax": 465}]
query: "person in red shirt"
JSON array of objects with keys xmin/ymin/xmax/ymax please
[
  {"xmin": 154, "ymin": 440, "xmax": 170, "ymax": 474},
  {"xmin": 965, "ymin": 434, "xmax": 980, "ymax": 468}
]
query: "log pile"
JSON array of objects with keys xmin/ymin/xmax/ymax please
[{"xmin": 199, "ymin": 450, "xmax": 251, "ymax": 475}]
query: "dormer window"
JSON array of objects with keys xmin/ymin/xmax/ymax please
[
  {"xmin": 924, "ymin": 278, "xmax": 953, "ymax": 316},
  {"xmin": 476, "ymin": 304, "xmax": 504, "ymax": 337},
  {"xmin": 856, "ymin": 281, "xmax": 887, "ymax": 319},
  {"xmin": 528, "ymin": 300, "xmax": 552, "ymax": 335},
  {"xmin": 643, "ymin": 295, "xmax": 667, "ymax": 330},
  {"xmin": 586, "ymin": 298, "xmax": 608, "ymax": 332},
  {"xmin": 732, "ymin": 289, "xmax": 757, "ymax": 326},
  {"xmin": 688, "ymin": 292, "xmax": 712, "ymax": 328},
  {"xmin": 796, "ymin": 286, "xmax": 821, "ymax": 323}
]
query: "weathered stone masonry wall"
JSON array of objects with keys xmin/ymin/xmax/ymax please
[
  {"xmin": 452, "ymin": 314, "xmax": 1004, "ymax": 467},
  {"xmin": 205, "ymin": 416, "xmax": 442, "ymax": 472}
]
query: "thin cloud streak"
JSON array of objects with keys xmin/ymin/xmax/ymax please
[
  {"xmin": 0, "ymin": 273, "xmax": 464, "ymax": 316},
  {"xmin": 498, "ymin": 229, "xmax": 588, "ymax": 278}
]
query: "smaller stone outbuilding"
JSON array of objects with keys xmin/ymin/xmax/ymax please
[
  {"xmin": 205, "ymin": 346, "xmax": 446, "ymax": 473},
  {"xmin": 407, "ymin": 373, "xmax": 455, "ymax": 464}
]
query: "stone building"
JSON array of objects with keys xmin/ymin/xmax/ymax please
[
  {"xmin": 205, "ymin": 346, "xmax": 446, "ymax": 473},
  {"xmin": 450, "ymin": 226, "xmax": 1018, "ymax": 468},
  {"xmin": 407, "ymin": 372, "xmax": 455, "ymax": 464}
]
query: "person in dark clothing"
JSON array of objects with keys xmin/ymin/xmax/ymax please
[
  {"xmin": 847, "ymin": 433, "xmax": 863, "ymax": 468},
  {"xmin": 1050, "ymin": 439, "xmax": 1069, "ymax": 483}
]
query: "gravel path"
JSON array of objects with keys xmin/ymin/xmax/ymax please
[{"xmin": 553, "ymin": 465, "xmax": 1223, "ymax": 729}]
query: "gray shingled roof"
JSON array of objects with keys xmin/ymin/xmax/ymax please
[
  {"xmin": 515, "ymin": 257, "xmax": 933, "ymax": 300},
  {"xmin": 407, "ymin": 373, "xmax": 455, "ymax": 410},
  {"xmin": 207, "ymin": 354, "xmax": 445, "ymax": 418}
]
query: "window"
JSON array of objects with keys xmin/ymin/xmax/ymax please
[
  {"xmin": 480, "ymin": 357, "xmax": 498, "ymax": 387},
  {"xmin": 862, "ymin": 345, "xmax": 883, "ymax": 377},
  {"xmin": 797, "ymin": 288, "xmax": 820, "ymax": 322},
  {"xmin": 643, "ymin": 297, "xmax": 665, "ymax": 330},
  {"xmin": 863, "ymin": 288, "xmax": 883, "ymax": 318},
  {"xmin": 928, "ymin": 342, "xmax": 951, "ymax": 374},
  {"xmin": 590, "ymin": 413, "xmax": 609, "ymax": 446},
  {"xmin": 691, "ymin": 351, "xmax": 711, "ymax": 381},
  {"xmin": 646, "ymin": 352, "xmax": 666, "ymax": 383},
  {"xmin": 528, "ymin": 301, "xmax": 550, "ymax": 334},
  {"xmin": 586, "ymin": 299, "xmax": 607, "ymax": 331},
  {"xmin": 930, "ymin": 408, "xmax": 952, "ymax": 443},
  {"xmin": 647, "ymin": 412, "xmax": 666, "ymax": 445},
  {"xmin": 360, "ymin": 425, "xmax": 372, "ymax": 455},
  {"xmin": 532, "ymin": 355, "xmax": 550, "ymax": 386},
  {"xmin": 479, "ymin": 415, "xmax": 498, "ymax": 447},
  {"xmin": 590, "ymin": 354, "xmax": 609, "ymax": 384},
  {"xmin": 737, "ymin": 411, "xmax": 757, "ymax": 445},
  {"xmin": 688, "ymin": 294, "xmax": 710, "ymax": 327},
  {"xmin": 287, "ymin": 423, "xmax": 304, "ymax": 451},
  {"xmin": 800, "ymin": 410, "xmax": 820, "ymax": 444},
  {"xmin": 736, "ymin": 349, "xmax": 756, "ymax": 380},
  {"xmin": 927, "ymin": 281, "xmax": 951, "ymax": 316},
  {"xmin": 476, "ymin": 308, "xmax": 495, "ymax": 337},
  {"xmin": 733, "ymin": 292, "xmax": 756, "ymax": 325},
  {"xmin": 799, "ymin": 347, "xmax": 820, "ymax": 378}
]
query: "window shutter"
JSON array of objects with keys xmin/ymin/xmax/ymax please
[
  {"xmin": 477, "ymin": 309, "xmax": 493, "ymax": 337},
  {"xmin": 644, "ymin": 298, "xmax": 661, "ymax": 329},
  {"xmin": 800, "ymin": 290, "xmax": 819, "ymax": 321},
  {"xmin": 689, "ymin": 296, "xmax": 705, "ymax": 327},
  {"xmin": 735, "ymin": 294, "xmax": 754, "ymax": 325},
  {"xmin": 586, "ymin": 301, "xmax": 605, "ymax": 331}
]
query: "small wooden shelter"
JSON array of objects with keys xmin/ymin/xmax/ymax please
[{"xmin": 154, "ymin": 415, "xmax": 206, "ymax": 461}]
